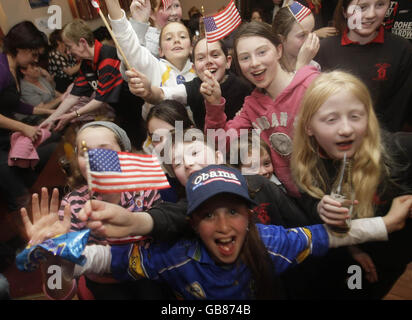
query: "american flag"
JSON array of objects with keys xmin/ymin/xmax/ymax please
[
  {"xmin": 162, "ymin": 0, "xmax": 173, "ymax": 10},
  {"xmin": 87, "ymin": 149, "xmax": 170, "ymax": 193},
  {"xmin": 203, "ymin": 0, "xmax": 242, "ymax": 43},
  {"xmin": 288, "ymin": 2, "xmax": 312, "ymax": 23}
]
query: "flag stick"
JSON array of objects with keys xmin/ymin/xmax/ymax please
[
  {"xmin": 91, "ymin": 1, "xmax": 132, "ymax": 70},
  {"xmin": 199, "ymin": 5, "xmax": 205, "ymax": 38},
  {"xmin": 81, "ymin": 141, "xmax": 94, "ymax": 212},
  {"xmin": 201, "ymin": 6, "xmax": 209, "ymax": 64}
]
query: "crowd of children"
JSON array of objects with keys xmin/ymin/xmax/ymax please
[{"xmin": 0, "ymin": 0, "xmax": 411, "ymax": 300}]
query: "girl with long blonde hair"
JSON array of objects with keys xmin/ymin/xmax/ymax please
[
  {"xmin": 291, "ymin": 70, "xmax": 412, "ymax": 298},
  {"xmin": 292, "ymin": 70, "xmax": 386, "ymax": 219}
]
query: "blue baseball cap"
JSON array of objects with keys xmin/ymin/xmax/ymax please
[{"xmin": 186, "ymin": 165, "xmax": 257, "ymax": 216}]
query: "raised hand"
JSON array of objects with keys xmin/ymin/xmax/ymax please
[
  {"xmin": 296, "ymin": 32, "xmax": 320, "ymax": 70},
  {"xmin": 105, "ymin": 0, "xmax": 124, "ymax": 20},
  {"xmin": 20, "ymin": 187, "xmax": 71, "ymax": 245},
  {"xmin": 78, "ymin": 199, "xmax": 153, "ymax": 238},
  {"xmin": 200, "ymin": 69, "xmax": 222, "ymax": 105},
  {"xmin": 126, "ymin": 67, "xmax": 152, "ymax": 99},
  {"xmin": 130, "ymin": 0, "xmax": 151, "ymax": 23}
]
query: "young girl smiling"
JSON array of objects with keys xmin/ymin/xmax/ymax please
[
  {"xmin": 20, "ymin": 164, "xmax": 412, "ymax": 299},
  {"xmin": 202, "ymin": 21, "xmax": 320, "ymax": 197},
  {"xmin": 106, "ymin": 0, "xmax": 196, "ymax": 119},
  {"xmin": 127, "ymin": 38, "xmax": 253, "ymax": 129},
  {"xmin": 56, "ymin": 121, "xmax": 163, "ymax": 299},
  {"xmin": 316, "ymin": 0, "xmax": 412, "ymax": 132},
  {"xmin": 128, "ymin": 0, "xmax": 183, "ymax": 58}
]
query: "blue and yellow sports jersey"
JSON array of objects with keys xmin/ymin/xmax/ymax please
[{"xmin": 110, "ymin": 224, "xmax": 329, "ymax": 300}]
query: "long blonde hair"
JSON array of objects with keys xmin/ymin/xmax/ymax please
[{"xmin": 291, "ymin": 71, "xmax": 388, "ymax": 218}]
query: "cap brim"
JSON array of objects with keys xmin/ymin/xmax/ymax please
[{"xmin": 187, "ymin": 190, "xmax": 257, "ymax": 216}]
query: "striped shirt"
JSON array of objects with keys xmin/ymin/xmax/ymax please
[{"xmin": 70, "ymin": 40, "xmax": 124, "ymax": 104}]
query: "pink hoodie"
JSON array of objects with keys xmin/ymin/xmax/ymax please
[{"xmin": 205, "ymin": 66, "xmax": 320, "ymax": 197}]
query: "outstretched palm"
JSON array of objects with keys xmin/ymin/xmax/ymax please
[{"xmin": 20, "ymin": 187, "xmax": 71, "ymax": 246}]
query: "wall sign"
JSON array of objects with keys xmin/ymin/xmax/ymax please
[{"xmin": 29, "ymin": 0, "xmax": 51, "ymax": 8}]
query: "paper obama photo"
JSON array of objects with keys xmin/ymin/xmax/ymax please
[{"xmin": 29, "ymin": 0, "xmax": 50, "ymax": 8}]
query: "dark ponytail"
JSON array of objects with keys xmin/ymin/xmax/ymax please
[{"xmin": 240, "ymin": 217, "xmax": 285, "ymax": 299}]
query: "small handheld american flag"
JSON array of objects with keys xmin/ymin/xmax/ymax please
[
  {"xmin": 288, "ymin": 1, "xmax": 312, "ymax": 23},
  {"xmin": 87, "ymin": 149, "xmax": 170, "ymax": 193},
  {"xmin": 203, "ymin": 0, "xmax": 242, "ymax": 43}
]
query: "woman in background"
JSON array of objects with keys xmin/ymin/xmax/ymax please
[
  {"xmin": 19, "ymin": 62, "xmax": 62, "ymax": 124},
  {"xmin": 0, "ymin": 21, "xmax": 58, "ymax": 249},
  {"xmin": 48, "ymin": 29, "xmax": 80, "ymax": 93}
]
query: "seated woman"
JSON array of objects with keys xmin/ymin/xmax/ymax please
[{"xmin": 18, "ymin": 62, "xmax": 62, "ymax": 125}]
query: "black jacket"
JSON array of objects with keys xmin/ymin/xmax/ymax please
[{"xmin": 148, "ymin": 174, "xmax": 315, "ymax": 242}]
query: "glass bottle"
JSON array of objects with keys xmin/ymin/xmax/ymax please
[{"xmin": 329, "ymin": 155, "xmax": 354, "ymax": 235}]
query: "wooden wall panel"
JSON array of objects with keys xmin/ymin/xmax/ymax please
[{"xmin": 73, "ymin": 0, "xmax": 132, "ymax": 21}]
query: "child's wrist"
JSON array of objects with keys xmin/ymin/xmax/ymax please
[
  {"xmin": 131, "ymin": 211, "xmax": 153, "ymax": 236},
  {"xmin": 145, "ymin": 86, "xmax": 154, "ymax": 100},
  {"xmin": 208, "ymin": 96, "xmax": 224, "ymax": 106},
  {"xmin": 382, "ymin": 215, "xmax": 398, "ymax": 233},
  {"xmin": 212, "ymin": 96, "xmax": 222, "ymax": 105}
]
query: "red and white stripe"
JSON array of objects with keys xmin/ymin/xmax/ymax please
[
  {"xmin": 205, "ymin": 0, "xmax": 242, "ymax": 43},
  {"xmin": 162, "ymin": 0, "xmax": 173, "ymax": 10},
  {"xmin": 294, "ymin": 8, "xmax": 311, "ymax": 22},
  {"xmin": 90, "ymin": 153, "xmax": 170, "ymax": 193}
]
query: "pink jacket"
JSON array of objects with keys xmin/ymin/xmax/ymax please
[
  {"xmin": 8, "ymin": 128, "xmax": 51, "ymax": 169},
  {"xmin": 205, "ymin": 66, "xmax": 320, "ymax": 197}
]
